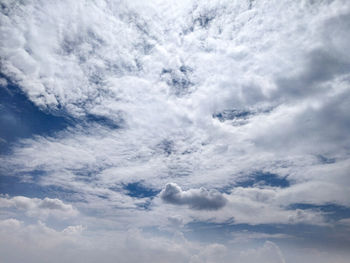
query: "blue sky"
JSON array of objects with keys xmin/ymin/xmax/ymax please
[{"xmin": 1, "ymin": 0, "xmax": 350, "ymax": 262}]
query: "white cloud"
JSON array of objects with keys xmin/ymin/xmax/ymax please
[
  {"xmin": 0, "ymin": 218, "xmax": 289, "ymax": 263},
  {"xmin": 1, "ymin": 0, "xmax": 350, "ymax": 261},
  {"xmin": 0, "ymin": 216, "xmax": 349, "ymax": 263},
  {"xmin": 0, "ymin": 196, "xmax": 78, "ymax": 219},
  {"xmin": 0, "ymin": 218, "xmax": 22, "ymax": 229},
  {"xmin": 238, "ymin": 241, "xmax": 286, "ymax": 263},
  {"xmin": 1, "ymin": 0, "xmax": 349, "ymax": 228}
]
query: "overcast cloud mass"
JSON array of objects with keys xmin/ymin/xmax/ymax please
[{"xmin": 1, "ymin": 0, "xmax": 350, "ymax": 262}]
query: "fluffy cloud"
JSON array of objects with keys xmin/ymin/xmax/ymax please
[
  {"xmin": 0, "ymin": 196, "xmax": 78, "ymax": 219},
  {"xmin": 160, "ymin": 183, "xmax": 227, "ymax": 210},
  {"xmin": 0, "ymin": 218, "xmax": 288, "ymax": 263},
  {"xmin": 9, "ymin": 218, "xmax": 345, "ymax": 263}
]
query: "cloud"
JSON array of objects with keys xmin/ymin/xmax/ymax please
[
  {"xmin": 62, "ymin": 224, "xmax": 85, "ymax": 235},
  {"xmin": 238, "ymin": 241, "xmax": 286, "ymax": 263},
  {"xmin": 160, "ymin": 183, "xmax": 227, "ymax": 210},
  {"xmin": 0, "ymin": 196, "xmax": 78, "ymax": 219},
  {"xmin": 190, "ymin": 243, "xmax": 228, "ymax": 263},
  {"xmin": 0, "ymin": 216, "xmax": 349, "ymax": 263},
  {"xmin": 38, "ymin": 197, "xmax": 73, "ymax": 210},
  {"xmin": 0, "ymin": 78, "xmax": 8, "ymax": 87},
  {"xmin": 0, "ymin": 218, "xmax": 22, "ymax": 229},
  {"xmin": 1, "ymin": 0, "xmax": 350, "ymax": 261},
  {"xmin": 0, "ymin": 219, "xmax": 289, "ymax": 263},
  {"xmin": 1, "ymin": 0, "xmax": 349, "ymax": 229},
  {"xmin": 337, "ymin": 218, "xmax": 350, "ymax": 227}
]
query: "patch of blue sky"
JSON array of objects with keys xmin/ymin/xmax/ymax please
[
  {"xmin": 219, "ymin": 172, "xmax": 290, "ymax": 194},
  {"xmin": 235, "ymin": 171, "xmax": 290, "ymax": 188},
  {"xmin": 0, "ymin": 75, "xmax": 69, "ymax": 154},
  {"xmin": 0, "ymin": 74, "xmax": 124, "ymax": 155},
  {"xmin": 212, "ymin": 109, "xmax": 251, "ymax": 122},
  {"xmin": 123, "ymin": 182, "xmax": 160, "ymax": 198},
  {"xmin": 84, "ymin": 113, "xmax": 123, "ymax": 129},
  {"xmin": 0, "ymin": 174, "xmax": 77, "ymax": 201}
]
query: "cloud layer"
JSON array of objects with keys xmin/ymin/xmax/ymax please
[{"xmin": 1, "ymin": 0, "xmax": 350, "ymax": 262}]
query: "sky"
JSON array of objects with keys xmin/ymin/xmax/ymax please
[{"xmin": 0, "ymin": 0, "xmax": 350, "ymax": 262}]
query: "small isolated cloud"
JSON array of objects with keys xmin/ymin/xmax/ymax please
[
  {"xmin": 0, "ymin": 196, "xmax": 78, "ymax": 219},
  {"xmin": 160, "ymin": 183, "xmax": 227, "ymax": 210}
]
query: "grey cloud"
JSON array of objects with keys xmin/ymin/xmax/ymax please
[
  {"xmin": 254, "ymin": 86, "xmax": 350, "ymax": 154},
  {"xmin": 275, "ymin": 49, "xmax": 350, "ymax": 98},
  {"xmin": 160, "ymin": 183, "xmax": 227, "ymax": 210},
  {"xmin": 274, "ymin": 12, "xmax": 350, "ymax": 100}
]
